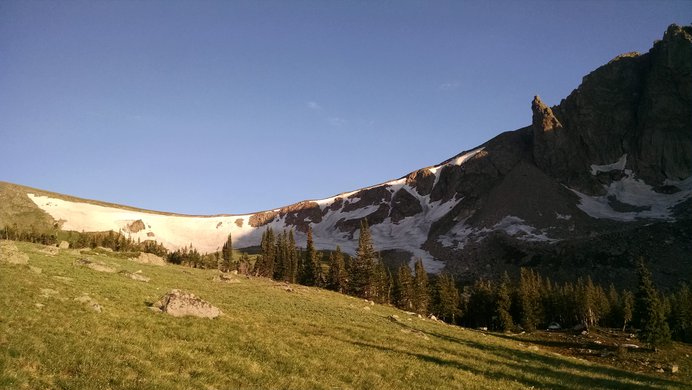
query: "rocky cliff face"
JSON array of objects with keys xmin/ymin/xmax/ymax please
[
  {"xmin": 534, "ymin": 24, "xmax": 692, "ymax": 193},
  {"xmin": 7, "ymin": 25, "xmax": 692, "ymax": 288}
]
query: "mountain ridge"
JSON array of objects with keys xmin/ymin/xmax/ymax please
[{"xmin": 2, "ymin": 24, "xmax": 691, "ymax": 286}]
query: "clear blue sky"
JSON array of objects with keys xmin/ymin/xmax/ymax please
[{"xmin": 1, "ymin": 1, "xmax": 689, "ymax": 214}]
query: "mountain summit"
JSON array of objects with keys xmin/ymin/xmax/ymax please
[{"xmin": 3, "ymin": 24, "xmax": 691, "ymax": 287}]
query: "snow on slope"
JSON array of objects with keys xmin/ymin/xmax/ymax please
[
  {"xmin": 437, "ymin": 215, "xmax": 557, "ymax": 251},
  {"xmin": 572, "ymin": 155, "xmax": 692, "ymax": 222},
  {"xmin": 28, "ymin": 193, "xmax": 257, "ymax": 252},
  {"xmin": 26, "ymin": 148, "xmax": 491, "ymax": 272},
  {"xmin": 590, "ymin": 154, "xmax": 628, "ymax": 175}
]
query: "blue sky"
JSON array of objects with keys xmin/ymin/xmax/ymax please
[{"xmin": 1, "ymin": 1, "xmax": 689, "ymax": 214}]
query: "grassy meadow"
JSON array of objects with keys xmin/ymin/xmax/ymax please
[{"xmin": 0, "ymin": 240, "xmax": 689, "ymax": 389}]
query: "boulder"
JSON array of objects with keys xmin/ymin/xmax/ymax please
[
  {"xmin": 58, "ymin": 241, "xmax": 69, "ymax": 249},
  {"xmin": 119, "ymin": 270, "xmax": 150, "ymax": 282},
  {"xmin": 213, "ymin": 272, "xmax": 240, "ymax": 284},
  {"xmin": 74, "ymin": 294, "xmax": 102, "ymax": 313},
  {"xmin": 152, "ymin": 289, "xmax": 222, "ymax": 319},
  {"xmin": 0, "ymin": 241, "xmax": 29, "ymax": 265},
  {"xmin": 74, "ymin": 258, "xmax": 116, "ymax": 273},
  {"xmin": 129, "ymin": 252, "xmax": 166, "ymax": 266},
  {"xmin": 38, "ymin": 246, "xmax": 59, "ymax": 256}
]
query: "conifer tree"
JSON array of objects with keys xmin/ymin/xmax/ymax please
[
  {"xmin": 621, "ymin": 289, "xmax": 634, "ymax": 331},
  {"xmin": 432, "ymin": 273, "xmax": 460, "ymax": 323},
  {"xmin": 221, "ymin": 233, "xmax": 233, "ymax": 272},
  {"xmin": 300, "ymin": 227, "xmax": 321, "ymax": 286},
  {"xmin": 372, "ymin": 260, "xmax": 391, "ymax": 304},
  {"xmin": 575, "ymin": 276, "xmax": 601, "ymax": 326},
  {"xmin": 607, "ymin": 284, "xmax": 620, "ymax": 327},
  {"xmin": 394, "ymin": 264, "xmax": 414, "ymax": 311},
  {"xmin": 326, "ymin": 246, "xmax": 348, "ymax": 293},
  {"xmin": 518, "ymin": 268, "xmax": 541, "ymax": 332},
  {"xmin": 496, "ymin": 271, "xmax": 514, "ymax": 332},
  {"xmin": 273, "ymin": 230, "xmax": 288, "ymax": 281},
  {"xmin": 467, "ymin": 278, "xmax": 495, "ymax": 328},
  {"xmin": 635, "ymin": 258, "xmax": 671, "ymax": 348},
  {"xmin": 288, "ymin": 229, "xmax": 299, "ymax": 283},
  {"xmin": 238, "ymin": 252, "xmax": 251, "ymax": 275},
  {"xmin": 255, "ymin": 228, "xmax": 276, "ymax": 277},
  {"xmin": 668, "ymin": 284, "xmax": 692, "ymax": 343},
  {"xmin": 350, "ymin": 220, "xmax": 377, "ymax": 299},
  {"xmin": 412, "ymin": 258, "xmax": 430, "ymax": 315}
]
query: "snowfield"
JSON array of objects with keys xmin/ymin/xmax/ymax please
[
  {"xmin": 572, "ymin": 155, "xmax": 692, "ymax": 222},
  {"xmin": 28, "ymin": 148, "xmax": 689, "ymax": 273},
  {"xmin": 27, "ymin": 148, "xmax": 490, "ymax": 273}
]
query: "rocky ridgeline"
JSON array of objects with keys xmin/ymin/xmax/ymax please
[{"xmin": 534, "ymin": 24, "xmax": 692, "ymax": 193}]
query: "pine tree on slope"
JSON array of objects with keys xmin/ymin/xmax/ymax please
[
  {"xmin": 635, "ymin": 258, "xmax": 671, "ymax": 348},
  {"xmin": 221, "ymin": 233, "xmax": 233, "ymax": 272},
  {"xmin": 350, "ymin": 219, "xmax": 377, "ymax": 299}
]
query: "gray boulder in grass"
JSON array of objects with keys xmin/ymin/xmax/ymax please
[{"xmin": 152, "ymin": 289, "xmax": 222, "ymax": 319}]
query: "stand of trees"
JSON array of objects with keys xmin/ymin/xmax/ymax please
[
  {"xmin": 2, "ymin": 224, "xmax": 168, "ymax": 257},
  {"xmin": 5, "ymin": 222, "xmax": 689, "ymax": 348},
  {"xmin": 248, "ymin": 223, "xmax": 687, "ymax": 348}
]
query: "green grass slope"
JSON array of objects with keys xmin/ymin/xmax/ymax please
[
  {"xmin": 0, "ymin": 240, "xmax": 688, "ymax": 389},
  {"xmin": 0, "ymin": 181, "xmax": 234, "ymax": 234},
  {"xmin": 0, "ymin": 182, "xmax": 56, "ymax": 233}
]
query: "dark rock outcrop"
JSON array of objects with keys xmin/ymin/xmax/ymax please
[
  {"xmin": 279, "ymin": 201, "xmax": 322, "ymax": 232},
  {"xmin": 406, "ymin": 169, "xmax": 436, "ymax": 196},
  {"xmin": 390, "ymin": 188, "xmax": 423, "ymax": 223},
  {"xmin": 126, "ymin": 219, "xmax": 146, "ymax": 233},
  {"xmin": 249, "ymin": 210, "xmax": 278, "ymax": 228},
  {"xmin": 342, "ymin": 186, "xmax": 393, "ymax": 213},
  {"xmin": 535, "ymin": 24, "xmax": 692, "ymax": 192}
]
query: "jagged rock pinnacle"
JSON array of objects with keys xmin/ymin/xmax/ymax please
[{"xmin": 531, "ymin": 95, "xmax": 562, "ymax": 133}]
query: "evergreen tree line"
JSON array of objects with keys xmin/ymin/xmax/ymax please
[
  {"xmin": 2, "ymin": 224, "xmax": 58, "ymax": 245},
  {"xmin": 248, "ymin": 220, "xmax": 450, "ymax": 312},
  {"xmin": 452, "ymin": 261, "xmax": 690, "ymax": 347},
  {"xmin": 244, "ymin": 222, "xmax": 689, "ymax": 348},
  {"xmin": 249, "ymin": 221, "xmax": 393, "ymax": 303},
  {"xmin": 2, "ymin": 225, "xmax": 168, "ymax": 257}
]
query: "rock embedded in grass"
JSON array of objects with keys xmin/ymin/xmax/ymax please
[
  {"xmin": 75, "ymin": 294, "xmax": 103, "ymax": 313},
  {"xmin": 119, "ymin": 270, "xmax": 150, "ymax": 282},
  {"xmin": 213, "ymin": 273, "xmax": 240, "ymax": 284},
  {"xmin": 38, "ymin": 245, "xmax": 59, "ymax": 256},
  {"xmin": 128, "ymin": 252, "xmax": 166, "ymax": 266},
  {"xmin": 74, "ymin": 258, "xmax": 116, "ymax": 273},
  {"xmin": 152, "ymin": 289, "xmax": 222, "ymax": 319},
  {"xmin": 0, "ymin": 240, "xmax": 29, "ymax": 265}
]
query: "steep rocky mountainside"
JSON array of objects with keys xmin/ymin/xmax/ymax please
[{"xmin": 3, "ymin": 25, "xmax": 691, "ymax": 288}]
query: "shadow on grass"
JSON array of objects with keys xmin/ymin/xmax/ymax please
[
  {"xmin": 357, "ymin": 319, "xmax": 686, "ymax": 389},
  {"xmin": 490, "ymin": 332, "xmax": 653, "ymax": 357}
]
